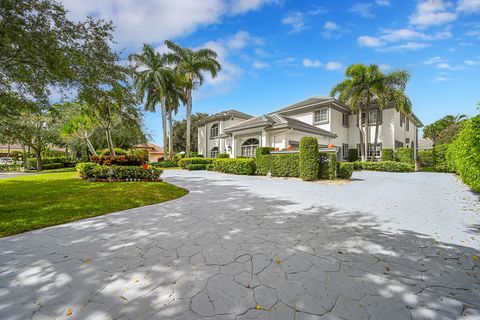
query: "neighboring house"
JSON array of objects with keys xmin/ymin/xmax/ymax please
[
  {"xmin": 418, "ymin": 138, "xmax": 434, "ymax": 150},
  {"xmin": 197, "ymin": 96, "xmax": 423, "ymax": 160},
  {"xmin": 132, "ymin": 143, "xmax": 164, "ymax": 162}
]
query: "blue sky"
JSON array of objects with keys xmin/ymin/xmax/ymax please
[{"xmin": 61, "ymin": 0, "xmax": 480, "ymax": 145}]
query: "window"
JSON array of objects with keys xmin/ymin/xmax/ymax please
[
  {"xmin": 210, "ymin": 123, "xmax": 219, "ymax": 138},
  {"xmin": 357, "ymin": 143, "xmax": 382, "ymax": 158},
  {"xmin": 241, "ymin": 138, "xmax": 259, "ymax": 157},
  {"xmin": 406, "ymin": 138, "xmax": 410, "ymax": 144},
  {"xmin": 288, "ymin": 140, "xmax": 300, "ymax": 150},
  {"xmin": 210, "ymin": 147, "xmax": 219, "ymax": 158},
  {"xmin": 314, "ymin": 108, "xmax": 329, "ymax": 124},
  {"xmin": 400, "ymin": 113, "xmax": 405, "ymax": 127},
  {"xmin": 342, "ymin": 144, "xmax": 349, "ymax": 160},
  {"xmin": 342, "ymin": 113, "xmax": 349, "ymax": 126},
  {"xmin": 367, "ymin": 110, "xmax": 382, "ymax": 125},
  {"xmin": 406, "ymin": 118, "xmax": 410, "ymax": 131}
]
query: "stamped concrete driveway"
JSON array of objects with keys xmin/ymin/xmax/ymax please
[{"xmin": 1, "ymin": 170, "xmax": 479, "ymax": 320}]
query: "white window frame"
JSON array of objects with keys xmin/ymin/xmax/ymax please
[
  {"xmin": 400, "ymin": 113, "xmax": 405, "ymax": 127},
  {"xmin": 210, "ymin": 123, "xmax": 219, "ymax": 138},
  {"xmin": 240, "ymin": 138, "xmax": 259, "ymax": 157},
  {"xmin": 288, "ymin": 140, "xmax": 300, "ymax": 150},
  {"xmin": 313, "ymin": 107, "xmax": 329, "ymax": 124},
  {"xmin": 368, "ymin": 110, "xmax": 381, "ymax": 126},
  {"xmin": 210, "ymin": 147, "xmax": 219, "ymax": 158},
  {"xmin": 342, "ymin": 113, "xmax": 349, "ymax": 126},
  {"xmin": 342, "ymin": 143, "xmax": 349, "ymax": 160},
  {"xmin": 357, "ymin": 143, "xmax": 382, "ymax": 158}
]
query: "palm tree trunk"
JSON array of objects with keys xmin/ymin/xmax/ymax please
[
  {"xmin": 358, "ymin": 108, "xmax": 365, "ymax": 161},
  {"xmin": 106, "ymin": 128, "xmax": 115, "ymax": 156},
  {"xmin": 168, "ymin": 110, "xmax": 174, "ymax": 161},
  {"xmin": 186, "ymin": 88, "xmax": 192, "ymax": 157},
  {"xmin": 161, "ymin": 99, "xmax": 168, "ymax": 157},
  {"xmin": 372, "ymin": 111, "xmax": 380, "ymax": 161}
]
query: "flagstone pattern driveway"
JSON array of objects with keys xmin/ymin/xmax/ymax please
[{"xmin": 0, "ymin": 170, "xmax": 479, "ymax": 319}]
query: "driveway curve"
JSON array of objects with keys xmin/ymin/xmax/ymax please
[{"xmin": 0, "ymin": 170, "xmax": 479, "ymax": 319}]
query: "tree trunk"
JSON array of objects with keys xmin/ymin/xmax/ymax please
[
  {"xmin": 84, "ymin": 135, "xmax": 98, "ymax": 156},
  {"xmin": 372, "ymin": 110, "xmax": 380, "ymax": 161},
  {"xmin": 168, "ymin": 110, "xmax": 174, "ymax": 161},
  {"xmin": 186, "ymin": 88, "xmax": 192, "ymax": 157},
  {"xmin": 358, "ymin": 108, "xmax": 367, "ymax": 162},
  {"xmin": 161, "ymin": 100, "xmax": 168, "ymax": 157},
  {"xmin": 35, "ymin": 148, "xmax": 42, "ymax": 171},
  {"xmin": 106, "ymin": 128, "xmax": 116, "ymax": 156},
  {"xmin": 7, "ymin": 143, "xmax": 10, "ymax": 158}
]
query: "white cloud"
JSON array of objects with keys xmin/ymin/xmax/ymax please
[
  {"xmin": 433, "ymin": 75, "xmax": 450, "ymax": 81},
  {"xmin": 424, "ymin": 56, "xmax": 443, "ymax": 65},
  {"xmin": 465, "ymin": 59, "xmax": 480, "ymax": 65},
  {"xmin": 358, "ymin": 35, "xmax": 384, "ymax": 47},
  {"xmin": 227, "ymin": 31, "xmax": 263, "ymax": 49},
  {"xmin": 436, "ymin": 62, "xmax": 451, "ymax": 69},
  {"xmin": 377, "ymin": 42, "xmax": 429, "ymax": 52},
  {"xmin": 302, "ymin": 58, "xmax": 322, "ymax": 68},
  {"xmin": 376, "ymin": 0, "xmax": 390, "ymax": 6},
  {"xmin": 379, "ymin": 64, "xmax": 392, "ymax": 71},
  {"xmin": 282, "ymin": 12, "xmax": 306, "ymax": 33},
  {"xmin": 252, "ymin": 60, "xmax": 270, "ymax": 69},
  {"xmin": 409, "ymin": 0, "xmax": 457, "ymax": 28},
  {"xmin": 61, "ymin": 0, "xmax": 278, "ymax": 48},
  {"xmin": 324, "ymin": 21, "xmax": 339, "ymax": 31},
  {"xmin": 322, "ymin": 21, "xmax": 342, "ymax": 38},
  {"xmin": 275, "ymin": 57, "xmax": 297, "ymax": 67},
  {"xmin": 458, "ymin": 0, "xmax": 480, "ymax": 13},
  {"xmin": 350, "ymin": 3, "xmax": 375, "ymax": 17},
  {"xmin": 325, "ymin": 61, "xmax": 343, "ymax": 70}
]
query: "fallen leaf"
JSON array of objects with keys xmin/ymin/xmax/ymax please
[
  {"xmin": 120, "ymin": 295, "xmax": 128, "ymax": 301},
  {"xmin": 274, "ymin": 258, "xmax": 281, "ymax": 264},
  {"xmin": 66, "ymin": 308, "xmax": 73, "ymax": 316},
  {"xmin": 255, "ymin": 305, "xmax": 263, "ymax": 310},
  {"xmin": 473, "ymin": 255, "xmax": 478, "ymax": 261},
  {"xmin": 82, "ymin": 258, "xmax": 92, "ymax": 263}
]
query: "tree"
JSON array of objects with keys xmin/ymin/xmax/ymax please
[
  {"xmin": 424, "ymin": 114, "xmax": 468, "ymax": 144},
  {"xmin": 164, "ymin": 40, "xmax": 221, "ymax": 157},
  {"xmin": 164, "ymin": 76, "xmax": 187, "ymax": 160},
  {"xmin": 129, "ymin": 44, "xmax": 174, "ymax": 153},
  {"xmin": 172, "ymin": 113, "xmax": 209, "ymax": 153},
  {"xmin": 330, "ymin": 64, "xmax": 411, "ymax": 161}
]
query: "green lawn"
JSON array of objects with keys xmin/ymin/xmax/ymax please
[{"xmin": 0, "ymin": 170, "xmax": 188, "ymax": 237}]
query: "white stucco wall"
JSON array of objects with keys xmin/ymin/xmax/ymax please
[{"xmin": 329, "ymin": 108, "xmax": 349, "ymax": 147}]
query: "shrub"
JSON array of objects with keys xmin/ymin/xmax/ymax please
[
  {"xmin": 418, "ymin": 149, "xmax": 434, "ymax": 167},
  {"xmin": 218, "ymin": 153, "xmax": 230, "ymax": 159},
  {"xmin": 190, "ymin": 152, "xmax": 204, "ymax": 158},
  {"xmin": 381, "ymin": 148, "xmax": 395, "ymax": 161},
  {"xmin": 256, "ymin": 154, "xmax": 299, "ymax": 177},
  {"xmin": 447, "ymin": 115, "xmax": 480, "ymax": 192},
  {"xmin": 213, "ymin": 158, "xmax": 256, "ymax": 175},
  {"xmin": 0, "ymin": 164, "xmax": 22, "ymax": 172},
  {"xmin": 88, "ymin": 165, "xmax": 162, "ymax": 181},
  {"xmin": 26, "ymin": 157, "xmax": 68, "ymax": 170},
  {"xmin": 76, "ymin": 162, "xmax": 99, "ymax": 178},
  {"xmin": 206, "ymin": 164, "xmax": 214, "ymax": 171},
  {"xmin": 348, "ymin": 149, "xmax": 358, "ymax": 162},
  {"xmin": 178, "ymin": 157, "xmax": 214, "ymax": 169},
  {"xmin": 90, "ymin": 155, "xmax": 144, "ymax": 166},
  {"xmin": 129, "ymin": 149, "xmax": 149, "ymax": 161},
  {"xmin": 187, "ymin": 164, "xmax": 206, "ymax": 170},
  {"xmin": 43, "ymin": 163, "xmax": 63, "ymax": 170},
  {"xmin": 397, "ymin": 148, "xmax": 413, "ymax": 163},
  {"xmin": 433, "ymin": 144, "xmax": 455, "ymax": 172},
  {"xmin": 337, "ymin": 162, "xmax": 354, "ymax": 179},
  {"xmin": 318, "ymin": 153, "xmax": 336, "ymax": 180},
  {"xmin": 299, "ymin": 137, "xmax": 319, "ymax": 181},
  {"xmin": 354, "ymin": 161, "xmax": 412, "ymax": 172},
  {"xmin": 150, "ymin": 160, "xmax": 177, "ymax": 168},
  {"xmin": 255, "ymin": 147, "xmax": 274, "ymax": 158},
  {"xmin": 99, "ymin": 148, "xmax": 127, "ymax": 156}
]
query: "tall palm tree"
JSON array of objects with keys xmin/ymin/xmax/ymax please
[
  {"xmin": 129, "ymin": 44, "xmax": 172, "ymax": 154},
  {"xmin": 164, "ymin": 40, "xmax": 221, "ymax": 157},
  {"xmin": 330, "ymin": 64, "xmax": 411, "ymax": 161},
  {"xmin": 444, "ymin": 114, "xmax": 468, "ymax": 124},
  {"xmin": 164, "ymin": 76, "xmax": 187, "ymax": 160}
]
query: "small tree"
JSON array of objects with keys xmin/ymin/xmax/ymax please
[{"xmin": 299, "ymin": 137, "xmax": 319, "ymax": 181}]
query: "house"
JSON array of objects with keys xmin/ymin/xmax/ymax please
[
  {"xmin": 132, "ymin": 143, "xmax": 164, "ymax": 162},
  {"xmin": 197, "ymin": 97, "xmax": 423, "ymax": 160}
]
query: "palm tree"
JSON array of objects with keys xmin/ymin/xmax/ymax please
[
  {"xmin": 444, "ymin": 114, "xmax": 468, "ymax": 124},
  {"xmin": 164, "ymin": 40, "xmax": 221, "ymax": 157},
  {"xmin": 330, "ymin": 64, "xmax": 411, "ymax": 161},
  {"xmin": 164, "ymin": 76, "xmax": 187, "ymax": 160},
  {"xmin": 129, "ymin": 44, "xmax": 172, "ymax": 155}
]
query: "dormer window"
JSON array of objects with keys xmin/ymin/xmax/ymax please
[
  {"xmin": 314, "ymin": 107, "xmax": 329, "ymax": 124},
  {"xmin": 210, "ymin": 123, "xmax": 219, "ymax": 138}
]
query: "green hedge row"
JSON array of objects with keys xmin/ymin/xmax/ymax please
[
  {"xmin": 396, "ymin": 148, "xmax": 413, "ymax": 163},
  {"xmin": 150, "ymin": 160, "xmax": 177, "ymax": 168},
  {"xmin": 178, "ymin": 157, "xmax": 214, "ymax": 169},
  {"xmin": 347, "ymin": 149, "xmax": 358, "ymax": 162},
  {"xmin": 433, "ymin": 144, "xmax": 455, "ymax": 172},
  {"xmin": 337, "ymin": 162, "xmax": 354, "ymax": 179},
  {"xmin": 0, "ymin": 164, "xmax": 22, "ymax": 172},
  {"xmin": 318, "ymin": 153, "xmax": 336, "ymax": 180},
  {"xmin": 299, "ymin": 137, "xmax": 319, "ymax": 181},
  {"xmin": 26, "ymin": 156, "xmax": 73, "ymax": 170},
  {"xmin": 352, "ymin": 161, "xmax": 412, "ymax": 172},
  {"xmin": 218, "ymin": 153, "xmax": 230, "ymax": 159},
  {"xmin": 212, "ymin": 158, "xmax": 256, "ymax": 175},
  {"xmin": 418, "ymin": 149, "xmax": 434, "ymax": 167},
  {"xmin": 76, "ymin": 163, "xmax": 163, "ymax": 181},
  {"xmin": 381, "ymin": 148, "xmax": 394, "ymax": 161},
  {"xmin": 256, "ymin": 154, "xmax": 299, "ymax": 177},
  {"xmin": 187, "ymin": 164, "xmax": 206, "ymax": 170},
  {"xmin": 255, "ymin": 147, "xmax": 275, "ymax": 158}
]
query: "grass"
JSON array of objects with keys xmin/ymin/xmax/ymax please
[{"xmin": 0, "ymin": 170, "xmax": 188, "ymax": 237}]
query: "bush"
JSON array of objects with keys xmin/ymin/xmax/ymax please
[
  {"xmin": 337, "ymin": 162, "xmax": 354, "ymax": 179},
  {"xmin": 318, "ymin": 153, "xmax": 336, "ymax": 180},
  {"xmin": 178, "ymin": 157, "xmax": 214, "ymax": 169},
  {"xmin": 256, "ymin": 154, "xmax": 299, "ymax": 177},
  {"xmin": 299, "ymin": 137, "xmax": 319, "ymax": 181},
  {"xmin": 348, "ymin": 149, "xmax": 358, "ymax": 162},
  {"xmin": 255, "ymin": 147, "xmax": 274, "ymax": 158},
  {"xmin": 218, "ymin": 153, "xmax": 230, "ymax": 159},
  {"xmin": 190, "ymin": 152, "xmax": 203, "ymax": 158},
  {"xmin": 0, "ymin": 164, "xmax": 22, "ymax": 172},
  {"xmin": 187, "ymin": 164, "xmax": 206, "ymax": 170},
  {"xmin": 88, "ymin": 165, "xmax": 162, "ymax": 181},
  {"xmin": 354, "ymin": 161, "xmax": 412, "ymax": 172},
  {"xmin": 433, "ymin": 144, "xmax": 455, "ymax": 172},
  {"xmin": 150, "ymin": 160, "xmax": 177, "ymax": 168},
  {"xmin": 447, "ymin": 115, "xmax": 480, "ymax": 192},
  {"xmin": 90, "ymin": 155, "xmax": 144, "ymax": 166},
  {"xmin": 213, "ymin": 158, "xmax": 256, "ymax": 175},
  {"xmin": 418, "ymin": 149, "xmax": 434, "ymax": 167},
  {"xmin": 397, "ymin": 148, "xmax": 413, "ymax": 163},
  {"xmin": 76, "ymin": 162, "xmax": 99, "ymax": 178},
  {"xmin": 99, "ymin": 148, "xmax": 127, "ymax": 156},
  {"xmin": 26, "ymin": 157, "xmax": 68, "ymax": 170},
  {"xmin": 206, "ymin": 164, "xmax": 214, "ymax": 171},
  {"xmin": 381, "ymin": 148, "xmax": 395, "ymax": 161},
  {"xmin": 43, "ymin": 163, "xmax": 63, "ymax": 170}
]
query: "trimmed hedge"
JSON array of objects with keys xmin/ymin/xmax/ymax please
[
  {"xmin": 213, "ymin": 158, "xmax": 256, "ymax": 175},
  {"xmin": 299, "ymin": 137, "xmax": 319, "ymax": 181},
  {"xmin": 150, "ymin": 160, "xmax": 177, "ymax": 168},
  {"xmin": 77, "ymin": 163, "xmax": 163, "ymax": 181},
  {"xmin": 91, "ymin": 155, "xmax": 144, "ymax": 166},
  {"xmin": 255, "ymin": 147, "xmax": 274, "ymax": 158},
  {"xmin": 43, "ymin": 163, "xmax": 63, "ymax": 170},
  {"xmin": 318, "ymin": 153, "xmax": 336, "ymax": 180},
  {"xmin": 26, "ymin": 156, "xmax": 68, "ymax": 170},
  {"xmin": 76, "ymin": 162, "xmax": 98, "ymax": 178},
  {"xmin": 347, "ymin": 149, "xmax": 358, "ymax": 162},
  {"xmin": 433, "ymin": 144, "xmax": 455, "ymax": 172},
  {"xmin": 447, "ymin": 115, "xmax": 480, "ymax": 192},
  {"xmin": 178, "ymin": 157, "xmax": 214, "ymax": 169},
  {"xmin": 397, "ymin": 148, "xmax": 413, "ymax": 163},
  {"xmin": 99, "ymin": 148, "xmax": 127, "ymax": 156},
  {"xmin": 381, "ymin": 148, "xmax": 395, "ymax": 161},
  {"xmin": 187, "ymin": 164, "xmax": 206, "ymax": 170},
  {"xmin": 418, "ymin": 149, "xmax": 434, "ymax": 167},
  {"xmin": 354, "ymin": 161, "xmax": 412, "ymax": 172},
  {"xmin": 206, "ymin": 164, "xmax": 214, "ymax": 171},
  {"xmin": 0, "ymin": 164, "xmax": 22, "ymax": 172},
  {"xmin": 337, "ymin": 162, "xmax": 354, "ymax": 179},
  {"xmin": 256, "ymin": 154, "xmax": 299, "ymax": 177},
  {"xmin": 218, "ymin": 153, "xmax": 230, "ymax": 159}
]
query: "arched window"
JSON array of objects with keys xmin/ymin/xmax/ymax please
[
  {"xmin": 210, "ymin": 147, "xmax": 219, "ymax": 158},
  {"xmin": 241, "ymin": 138, "xmax": 259, "ymax": 157},
  {"xmin": 210, "ymin": 123, "xmax": 219, "ymax": 138}
]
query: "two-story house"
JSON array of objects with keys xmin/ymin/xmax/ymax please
[{"xmin": 197, "ymin": 96, "xmax": 423, "ymax": 160}]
